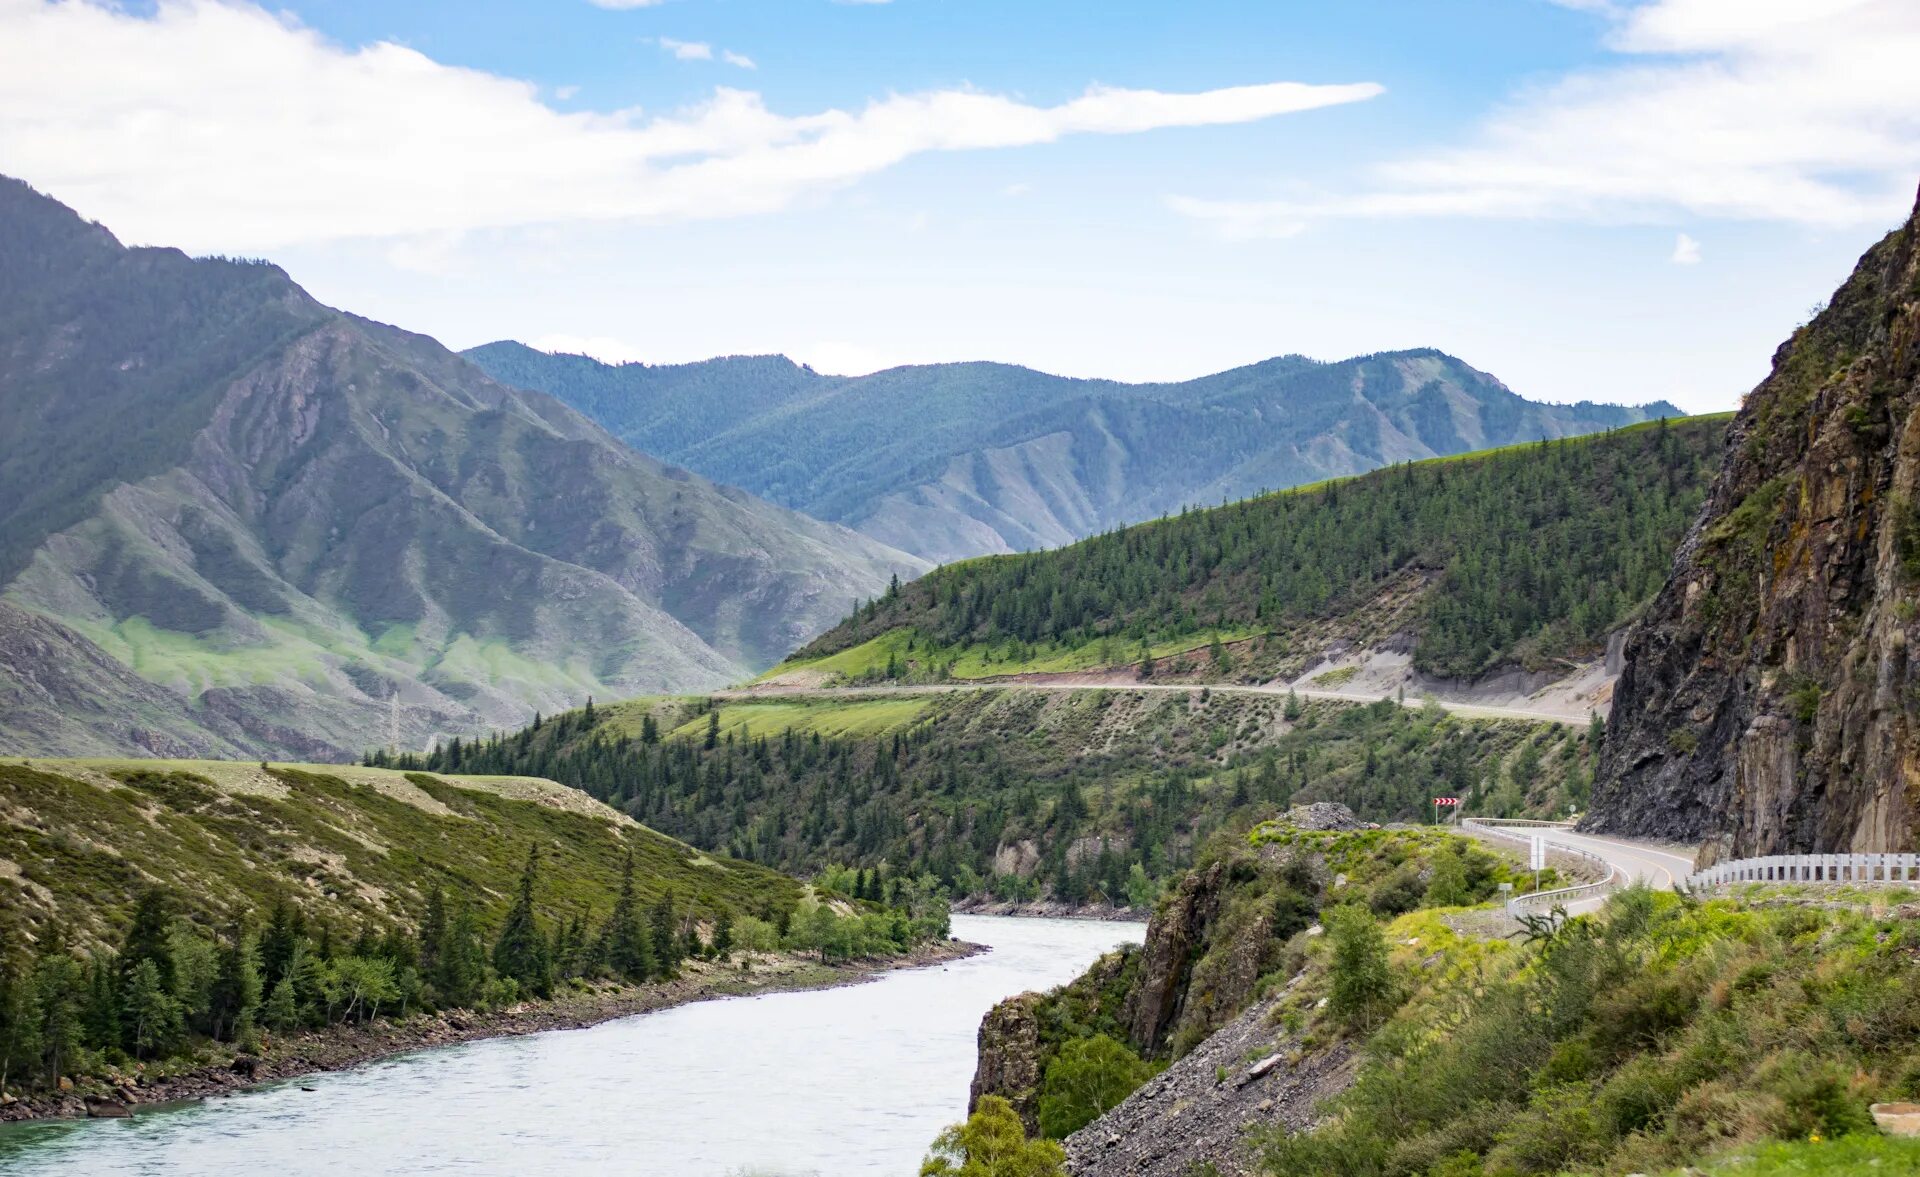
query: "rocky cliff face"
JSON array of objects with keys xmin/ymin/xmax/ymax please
[{"xmin": 1589, "ymin": 184, "xmax": 1920, "ymax": 860}]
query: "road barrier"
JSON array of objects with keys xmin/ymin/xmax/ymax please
[
  {"xmin": 1458, "ymin": 818, "xmax": 1620, "ymax": 914},
  {"xmin": 1685, "ymin": 853, "xmax": 1920, "ymax": 890}
]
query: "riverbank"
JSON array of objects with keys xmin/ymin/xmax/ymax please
[
  {"xmin": 0, "ymin": 937, "xmax": 981, "ymax": 1124},
  {"xmin": 951, "ymin": 897, "xmax": 1143, "ymax": 920}
]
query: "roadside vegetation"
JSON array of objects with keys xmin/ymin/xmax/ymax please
[
  {"xmin": 953, "ymin": 804, "xmax": 1920, "ymax": 1176},
  {"xmin": 792, "ymin": 417, "xmax": 1725, "ymax": 685},
  {"xmin": 1265, "ymin": 886, "xmax": 1920, "ymax": 1175},
  {"xmin": 384, "ymin": 692, "xmax": 1599, "ymax": 906}
]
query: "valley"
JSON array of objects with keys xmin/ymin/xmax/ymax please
[{"xmin": 1, "ymin": 121, "xmax": 1917, "ymax": 1177}]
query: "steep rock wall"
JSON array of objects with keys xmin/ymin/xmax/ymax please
[{"xmin": 1589, "ymin": 184, "xmax": 1920, "ymax": 859}]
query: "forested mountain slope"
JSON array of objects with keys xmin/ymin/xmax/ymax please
[
  {"xmin": 467, "ymin": 342, "xmax": 1681, "ymax": 563},
  {"xmin": 380, "ymin": 688, "xmax": 1600, "ymax": 902},
  {"xmin": 0, "ymin": 177, "xmax": 923, "ymax": 761},
  {"xmin": 1590, "ymin": 183, "xmax": 1920, "ymax": 858},
  {"xmin": 785, "ymin": 417, "xmax": 1727, "ymax": 688}
]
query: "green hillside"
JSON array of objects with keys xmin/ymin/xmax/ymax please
[
  {"xmin": 0, "ymin": 758, "xmax": 798, "ymax": 948},
  {"xmin": 788, "ymin": 416, "xmax": 1730, "ymax": 684},
  {"xmin": 469, "ymin": 342, "xmax": 1682, "ymax": 563},
  {"xmin": 382, "ymin": 689, "xmax": 1600, "ymax": 901}
]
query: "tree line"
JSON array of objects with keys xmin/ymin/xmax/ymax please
[{"xmin": 0, "ymin": 842, "xmax": 947, "ymax": 1098}]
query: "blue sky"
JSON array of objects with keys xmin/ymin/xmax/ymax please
[{"xmin": 4, "ymin": 1, "xmax": 1919, "ymax": 412}]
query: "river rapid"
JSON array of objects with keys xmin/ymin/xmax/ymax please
[{"xmin": 0, "ymin": 915, "xmax": 1142, "ymax": 1176}]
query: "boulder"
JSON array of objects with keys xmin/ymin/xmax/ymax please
[
  {"xmin": 1873, "ymin": 1102, "xmax": 1920, "ymax": 1137},
  {"xmin": 84, "ymin": 1096, "xmax": 132, "ymax": 1119}
]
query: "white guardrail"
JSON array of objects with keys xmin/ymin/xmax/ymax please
[
  {"xmin": 1685, "ymin": 852, "xmax": 1920, "ymax": 890},
  {"xmin": 1457, "ymin": 818, "xmax": 1620, "ymax": 915}
]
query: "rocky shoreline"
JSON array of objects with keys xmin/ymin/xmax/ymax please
[
  {"xmin": 951, "ymin": 898, "xmax": 1144, "ymax": 921},
  {"xmin": 0, "ymin": 937, "xmax": 982, "ymax": 1124}
]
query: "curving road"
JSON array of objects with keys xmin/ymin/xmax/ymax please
[
  {"xmin": 1460, "ymin": 819, "xmax": 1698, "ymax": 914},
  {"xmin": 720, "ymin": 678, "xmax": 1594, "ymax": 727}
]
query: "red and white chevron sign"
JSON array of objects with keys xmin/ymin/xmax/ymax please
[{"xmin": 1432, "ymin": 797, "xmax": 1460, "ymax": 807}]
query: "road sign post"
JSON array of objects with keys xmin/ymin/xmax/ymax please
[{"xmin": 1530, "ymin": 835, "xmax": 1546, "ymax": 892}]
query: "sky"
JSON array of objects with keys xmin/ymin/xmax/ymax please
[{"xmin": 3, "ymin": 1, "xmax": 1919, "ymax": 413}]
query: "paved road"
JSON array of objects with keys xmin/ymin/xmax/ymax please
[
  {"xmin": 1460, "ymin": 820, "xmax": 1698, "ymax": 914},
  {"xmin": 721, "ymin": 678, "xmax": 1593, "ymax": 727},
  {"xmin": 1537, "ymin": 828, "xmax": 1696, "ymax": 891}
]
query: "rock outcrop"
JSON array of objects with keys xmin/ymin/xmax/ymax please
[
  {"xmin": 1589, "ymin": 182, "xmax": 1920, "ymax": 859},
  {"xmin": 968, "ymin": 992, "xmax": 1045, "ymax": 1132}
]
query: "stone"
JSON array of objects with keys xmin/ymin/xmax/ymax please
[
  {"xmin": 1872, "ymin": 1102, "xmax": 1920, "ymax": 1136},
  {"xmin": 84, "ymin": 1097, "xmax": 132, "ymax": 1119},
  {"xmin": 1277, "ymin": 802, "xmax": 1376, "ymax": 832}
]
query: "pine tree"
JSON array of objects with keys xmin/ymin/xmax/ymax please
[
  {"xmin": 418, "ymin": 886, "xmax": 448, "ymax": 983},
  {"xmin": 705, "ymin": 710, "xmax": 721, "ymax": 751},
  {"xmin": 650, "ymin": 893, "xmax": 680, "ymax": 975},
  {"xmin": 120, "ymin": 887, "xmax": 176, "ymax": 993},
  {"xmin": 207, "ymin": 920, "xmax": 262, "ymax": 1043},
  {"xmin": 438, "ymin": 901, "xmax": 487, "ymax": 1008},
  {"xmin": 492, "ymin": 846, "xmax": 553, "ymax": 998},
  {"xmin": 263, "ymin": 977, "xmax": 299, "ymax": 1032},
  {"xmin": 31, "ymin": 931, "xmax": 82, "ymax": 1085},
  {"xmin": 122, "ymin": 957, "xmax": 183, "ymax": 1059},
  {"xmin": 601, "ymin": 850, "xmax": 655, "ymax": 983},
  {"xmin": 713, "ymin": 910, "xmax": 734, "ymax": 963},
  {"xmin": 0, "ymin": 933, "xmax": 38, "ymax": 1097},
  {"xmin": 258, "ymin": 899, "xmax": 305, "ymax": 989}
]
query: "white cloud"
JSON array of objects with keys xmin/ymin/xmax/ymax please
[
  {"xmin": 721, "ymin": 50, "xmax": 756, "ymax": 70},
  {"xmin": 791, "ymin": 341, "xmax": 901, "ymax": 376},
  {"xmin": 1003, "ymin": 182, "xmax": 1031, "ymax": 196},
  {"xmin": 1175, "ymin": 0, "xmax": 1920, "ymax": 234},
  {"xmin": 1670, "ymin": 231, "xmax": 1701, "ymax": 263},
  {"xmin": 656, "ymin": 36, "xmax": 712, "ymax": 61},
  {"xmin": 553, "ymin": 84, "xmax": 581, "ymax": 101},
  {"xmin": 588, "ymin": 0, "xmax": 666, "ymax": 9},
  {"xmin": 528, "ymin": 334, "xmax": 653, "ymax": 365},
  {"xmin": 0, "ymin": 0, "xmax": 1380, "ymax": 253}
]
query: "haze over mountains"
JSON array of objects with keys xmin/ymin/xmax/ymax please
[
  {"xmin": 0, "ymin": 177, "xmax": 922, "ymax": 761},
  {"xmin": 468, "ymin": 342, "xmax": 1683, "ymax": 563}
]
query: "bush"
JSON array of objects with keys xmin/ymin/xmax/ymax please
[
  {"xmin": 1325, "ymin": 904, "xmax": 1399, "ymax": 1031},
  {"xmin": 1036, "ymin": 1034, "xmax": 1156, "ymax": 1139},
  {"xmin": 921, "ymin": 1094, "xmax": 1066, "ymax": 1177}
]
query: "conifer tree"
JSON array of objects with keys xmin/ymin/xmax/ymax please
[
  {"xmin": 207, "ymin": 920, "xmax": 263, "ymax": 1043},
  {"xmin": 417, "ymin": 886, "xmax": 448, "ymax": 982},
  {"xmin": 30, "ymin": 930, "xmax": 81, "ymax": 1085},
  {"xmin": 650, "ymin": 893, "xmax": 680, "ymax": 975},
  {"xmin": 492, "ymin": 846, "xmax": 554, "ymax": 998},
  {"xmin": 122, "ymin": 957, "xmax": 183, "ymax": 1058},
  {"xmin": 120, "ymin": 887, "xmax": 176, "ymax": 992},
  {"xmin": 601, "ymin": 850, "xmax": 655, "ymax": 983}
]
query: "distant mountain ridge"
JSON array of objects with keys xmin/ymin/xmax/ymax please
[
  {"xmin": 467, "ymin": 341, "xmax": 1683, "ymax": 563},
  {"xmin": 0, "ymin": 176, "xmax": 924, "ymax": 761}
]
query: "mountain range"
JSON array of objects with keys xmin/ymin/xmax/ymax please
[
  {"xmin": 466, "ymin": 342, "xmax": 1683, "ymax": 563},
  {"xmin": 0, "ymin": 177, "xmax": 923, "ymax": 761}
]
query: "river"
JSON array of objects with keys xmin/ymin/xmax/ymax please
[{"xmin": 0, "ymin": 915, "xmax": 1142, "ymax": 1176}]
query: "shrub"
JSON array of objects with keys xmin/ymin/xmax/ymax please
[
  {"xmin": 921, "ymin": 1094, "xmax": 1067, "ymax": 1177},
  {"xmin": 1325, "ymin": 904, "xmax": 1399, "ymax": 1031},
  {"xmin": 1035, "ymin": 1034, "xmax": 1156, "ymax": 1139}
]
